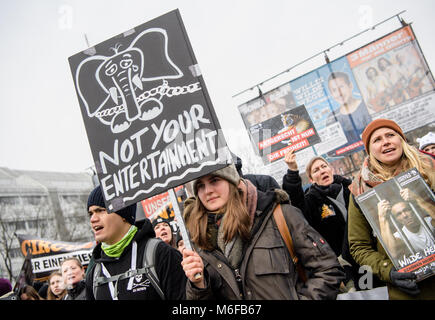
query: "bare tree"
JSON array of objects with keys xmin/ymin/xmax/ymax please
[{"xmin": 0, "ymin": 211, "xmax": 17, "ymax": 281}]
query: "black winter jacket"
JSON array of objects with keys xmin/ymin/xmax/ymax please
[
  {"xmin": 85, "ymin": 219, "xmax": 186, "ymax": 300},
  {"xmin": 64, "ymin": 280, "xmax": 86, "ymax": 300},
  {"xmin": 243, "ymin": 174, "xmax": 280, "ymax": 192},
  {"xmin": 282, "ymin": 171, "xmax": 352, "ymax": 257}
]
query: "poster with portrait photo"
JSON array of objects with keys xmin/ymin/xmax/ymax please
[
  {"xmin": 355, "ymin": 168, "xmax": 435, "ymax": 281},
  {"xmin": 318, "ymin": 57, "xmax": 372, "ymax": 157},
  {"xmin": 289, "ymin": 56, "xmax": 372, "ymax": 158}
]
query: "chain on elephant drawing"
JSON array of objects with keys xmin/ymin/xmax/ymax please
[{"xmin": 75, "ymin": 28, "xmax": 201, "ymax": 133}]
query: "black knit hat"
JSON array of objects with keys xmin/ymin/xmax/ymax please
[
  {"xmin": 151, "ymin": 217, "xmax": 171, "ymax": 229},
  {"xmin": 87, "ymin": 185, "xmax": 136, "ymax": 225}
]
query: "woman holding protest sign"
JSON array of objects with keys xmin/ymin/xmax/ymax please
[
  {"xmin": 181, "ymin": 164, "xmax": 344, "ymax": 300},
  {"xmin": 348, "ymin": 118, "xmax": 435, "ymax": 299}
]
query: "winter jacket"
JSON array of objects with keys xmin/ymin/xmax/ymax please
[
  {"xmin": 185, "ymin": 188, "xmax": 344, "ymax": 300},
  {"xmin": 64, "ymin": 280, "xmax": 86, "ymax": 300},
  {"xmin": 85, "ymin": 219, "xmax": 186, "ymax": 300},
  {"xmin": 243, "ymin": 174, "xmax": 280, "ymax": 192},
  {"xmin": 282, "ymin": 171, "xmax": 351, "ymax": 257},
  {"xmin": 348, "ymin": 194, "xmax": 435, "ymax": 299}
]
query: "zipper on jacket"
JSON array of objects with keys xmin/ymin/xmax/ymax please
[
  {"xmin": 234, "ymin": 268, "xmax": 243, "ymax": 298},
  {"xmin": 234, "ymin": 268, "xmax": 242, "ymax": 283},
  {"xmin": 210, "ymin": 250, "xmax": 245, "ymax": 298}
]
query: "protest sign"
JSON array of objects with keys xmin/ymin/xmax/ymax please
[
  {"xmin": 355, "ymin": 168, "xmax": 435, "ymax": 281},
  {"xmin": 17, "ymin": 234, "xmax": 95, "ymax": 282},
  {"xmin": 140, "ymin": 185, "xmax": 184, "ymax": 220},
  {"xmin": 239, "ymin": 100, "xmax": 320, "ymax": 164},
  {"xmin": 69, "ymin": 9, "xmax": 230, "ymax": 212}
]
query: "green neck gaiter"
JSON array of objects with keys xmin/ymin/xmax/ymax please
[{"xmin": 101, "ymin": 225, "xmax": 138, "ymax": 258}]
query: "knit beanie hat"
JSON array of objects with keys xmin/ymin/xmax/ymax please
[
  {"xmin": 362, "ymin": 118, "xmax": 406, "ymax": 154},
  {"xmin": 0, "ymin": 278, "xmax": 12, "ymax": 296},
  {"xmin": 417, "ymin": 132, "xmax": 435, "ymax": 150},
  {"xmin": 192, "ymin": 164, "xmax": 241, "ymax": 196},
  {"xmin": 87, "ymin": 185, "xmax": 136, "ymax": 225},
  {"xmin": 305, "ymin": 156, "xmax": 329, "ymax": 179},
  {"xmin": 151, "ymin": 217, "xmax": 171, "ymax": 229}
]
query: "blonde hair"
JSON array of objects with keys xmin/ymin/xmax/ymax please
[
  {"xmin": 61, "ymin": 257, "xmax": 83, "ymax": 269},
  {"xmin": 186, "ymin": 183, "xmax": 250, "ymax": 251},
  {"xmin": 306, "ymin": 156, "xmax": 329, "ymax": 180},
  {"xmin": 369, "ymin": 137, "xmax": 435, "ymax": 188}
]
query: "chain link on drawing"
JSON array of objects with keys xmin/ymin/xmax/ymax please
[
  {"xmin": 136, "ymin": 80, "xmax": 201, "ymax": 102},
  {"xmin": 95, "ymin": 81, "xmax": 202, "ymax": 118}
]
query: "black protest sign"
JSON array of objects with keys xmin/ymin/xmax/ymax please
[{"xmin": 69, "ymin": 10, "xmax": 229, "ymax": 211}]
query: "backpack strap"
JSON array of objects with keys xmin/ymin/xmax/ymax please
[
  {"xmin": 273, "ymin": 204, "xmax": 308, "ymax": 283},
  {"xmin": 140, "ymin": 237, "xmax": 165, "ymax": 300},
  {"xmin": 92, "ymin": 261, "xmax": 101, "ymax": 299},
  {"xmin": 92, "ymin": 239, "xmax": 165, "ymax": 300}
]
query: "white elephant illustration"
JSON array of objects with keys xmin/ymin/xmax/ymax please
[{"xmin": 75, "ymin": 28, "xmax": 183, "ymax": 133}]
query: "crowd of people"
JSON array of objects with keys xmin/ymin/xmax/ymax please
[{"xmin": 1, "ymin": 119, "xmax": 434, "ymax": 301}]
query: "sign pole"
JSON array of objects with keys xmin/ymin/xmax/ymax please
[{"xmin": 168, "ymin": 188, "xmax": 202, "ymax": 280}]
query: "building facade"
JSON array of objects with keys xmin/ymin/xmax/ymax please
[{"xmin": 0, "ymin": 167, "xmax": 95, "ymax": 281}]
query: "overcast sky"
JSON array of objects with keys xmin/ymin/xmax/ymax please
[{"xmin": 1, "ymin": 0, "xmax": 434, "ymax": 173}]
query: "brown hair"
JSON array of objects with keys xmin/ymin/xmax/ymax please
[
  {"xmin": 46, "ymin": 270, "xmax": 66, "ymax": 300},
  {"xmin": 186, "ymin": 183, "xmax": 250, "ymax": 251},
  {"xmin": 19, "ymin": 285, "xmax": 43, "ymax": 300}
]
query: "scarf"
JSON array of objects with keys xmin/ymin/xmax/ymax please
[
  {"xmin": 349, "ymin": 156, "xmax": 413, "ymax": 196},
  {"xmin": 209, "ymin": 179, "xmax": 258, "ymax": 269},
  {"xmin": 101, "ymin": 225, "xmax": 138, "ymax": 258},
  {"xmin": 312, "ymin": 180, "xmax": 343, "ymax": 199}
]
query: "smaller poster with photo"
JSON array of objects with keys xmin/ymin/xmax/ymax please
[
  {"xmin": 355, "ymin": 168, "xmax": 435, "ymax": 281},
  {"xmin": 250, "ymin": 104, "xmax": 321, "ymax": 164}
]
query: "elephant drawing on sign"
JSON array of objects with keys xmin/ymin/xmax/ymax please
[{"xmin": 75, "ymin": 28, "xmax": 183, "ymax": 133}]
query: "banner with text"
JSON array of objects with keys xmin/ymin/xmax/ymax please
[{"xmin": 17, "ymin": 234, "xmax": 95, "ymax": 282}]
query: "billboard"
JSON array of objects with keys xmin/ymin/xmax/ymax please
[
  {"xmin": 69, "ymin": 10, "xmax": 230, "ymax": 212},
  {"xmin": 238, "ymin": 25, "xmax": 435, "ymax": 173}
]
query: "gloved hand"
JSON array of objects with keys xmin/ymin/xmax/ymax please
[{"xmin": 389, "ymin": 269, "xmax": 420, "ymax": 296}]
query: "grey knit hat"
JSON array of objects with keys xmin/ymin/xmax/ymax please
[{"xmin": 191, "ymin": 164, "xmax": 240, "ymax": 196}]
